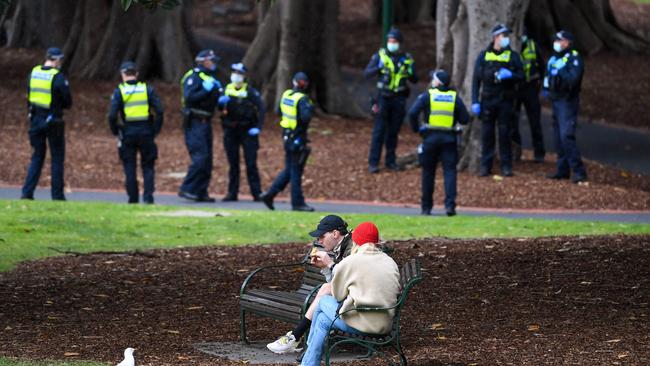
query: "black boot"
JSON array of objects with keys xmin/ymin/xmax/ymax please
[{"xmin": 260, "ymin": 192, "xmax": 275, "ymax": 210}]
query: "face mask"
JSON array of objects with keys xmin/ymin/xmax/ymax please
[
  {"xmin": 230, "ymin": 73, "xmax": 244, "ymax": 84},
  {"xmin": 207, "ymin": 63, "xmax": 217, "ymax": 71},
  {"xmin": 521, "ymin": 35, "xmax": 528, "ymax": 44},
  {"xmin": 431, "ymin": 80, "xmax": 438, "ymax": 88},
  {"xmin": 499, "ymin": 36, "xmax": 510, "ymax": 48},
  {"xmin": 386, "ymin": 42, "xmax": 400, "ymax": 53},
  {"xmin": 553, "ymin": 41, "xmax": 563, "ymax": 53}
]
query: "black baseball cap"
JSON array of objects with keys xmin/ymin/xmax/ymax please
[
  {"xmin": 120, "ymin": 61, "xmax": 137, "ymax": 73},
  {"xmin": 554, "ymin": 30, "xmax": 574, "ymax": 42},
  {"xmin": 309, "ymin": 215, "xmax": 348, "ymax": 237}
]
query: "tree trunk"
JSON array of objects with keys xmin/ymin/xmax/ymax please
[
  {"xmin": 4, "ymin": 0, "xmax": 195, "ymax": 82},
  {"xmin": 244, "ymin": 0, "xmax": 364, "ymax": 118}
]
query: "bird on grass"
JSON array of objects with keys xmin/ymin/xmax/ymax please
[{"xmin": 117, "ymin": 347, "xmax": 135, "ymax": 366}]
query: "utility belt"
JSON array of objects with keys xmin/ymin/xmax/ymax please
[{"xmin": 182, "ymin": 108, "xmax": 212, "ymax": 128}]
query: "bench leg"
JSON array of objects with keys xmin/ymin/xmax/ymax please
[
  {"xmin": 240, "ymin": 309, "xmax": 249, "ymax": 344},
  {"xmin": 392, "ymin": 341, "xmax": 407, "ymax": 366}
]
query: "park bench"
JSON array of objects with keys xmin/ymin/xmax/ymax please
[
  {"xmin": 324, "ymin": 258, "xmax": 422, "ymax": 366},
  {"xmin": 239, "ymin": 251, "xmax": 325, "ymax": 343}
]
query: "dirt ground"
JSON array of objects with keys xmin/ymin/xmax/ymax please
[{"xmin": 1, "ymin": 235, "xmax": 648, "ymax": 365}]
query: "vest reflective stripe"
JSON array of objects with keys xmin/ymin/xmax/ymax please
[
  {"xmin": 119, "ymin": 82, "xmax": 149, "ymax": 122},
  {"xmin": 279, "ymin": 90, "xmax": 306, "ymax": 130},
  {"xmin": 544, "ymin": 50, "xmax": 579, "ymax": 89},
  {"xmin": 29, "ymin": 65, "xmax": 59, "ymax": 108},
  {"xmin": 377, "ymin": 48, "xmax": 413, "ymax": 92},
  {"xmin": 225, "ymin": 83, "xmax": 248, "ymax": 98},
  {"xmin": 428, "ymin": 89, "xmax": 456, "ymax": 129},
  {"xmin": 180, "ymin": 69, "xmax": 194, "ymax": 107},
  {"xmin": 484, "ymin": 50, "xmax": 511, "ymax": 63},
  {"xmin": 522, "ymin": 40, "xmax": 538, "ymax": 82}
]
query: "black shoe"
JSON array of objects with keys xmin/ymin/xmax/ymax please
[
  {"xmin": 386, "ymin": 163, "xmax": 402, "ymax": 172},
  {"xmin": 502, "ymin": 168, "xmax": 513, "ymax": 177},
  {"xmin": 292, "ymin": 204, "xmax": 315, "ymax": 212},
  {"xmin": 52, "ymin": 197, "xmax": 66, "ymax": 201},
  {"xmin": 143, "ymin": 200, "xmax": 154, "ymax": 205},
  {"xmin": 446, "ymin": 208, "xmax": 457, "ymax": 217},
  {"xmin": 368, "ymin": 165, "xmax": 379, "ymax": 174},
  {"xmin": 260, "ymin": 192, "xmax": 275, "ymax": 210},
  {"xmin": 479, "ymin": 168, "xmax": 490, "ymax": 177},
  {"xmin": 252, "ymin": 195, "xmax": 262, "ymax": 202},
  {"xmin": 421, "ymin": 209, "xmax": 432, "ymax": 216},
  {"xmin": 197, "ymin": 195, "xmax": 216, "ymax": 203},
  {"xmin": 20, "ymin": 195, "xmax": 34, "ymax": 200},
  {"xmin": 222, "ymin": 194, "xmax": 238, "ymax": 202},
  {"xmin": 546, "ymin": 172, "xmax": 569, "ymax": 180},
  {"xmin": 571, "ymin": 175, "xmax": 588, "ymax": 184},
  {"xmin": 178, "ymin": 190, "xmax": 199, "ymax": 201},
  {"xmin": 533, "ymin": 155, "xmax": 545, "ymax": 163}
]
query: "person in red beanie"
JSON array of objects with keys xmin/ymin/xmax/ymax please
[{"xmin": 300, "ymin": 221, "xmax": 401, "ymax": 366}]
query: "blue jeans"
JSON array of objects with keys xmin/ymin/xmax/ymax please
[
  {"xmin": 180, "ymin": 120, "xmax": 213, "ymax": 197},
  {"xmin": 552, "ymin": 97, "xmax": 586, "ymax": 177},
  {"xmin": 301, "ymin": 295, "xmax": 362, "ymax": 366},
  {"xmin": 21, "ymin": 120, "xmax": 65, "ymax": 200}
]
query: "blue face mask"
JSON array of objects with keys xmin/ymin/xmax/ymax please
[
  {"xmin": 553, "ymin": 41, "xmax": 563, "ymax": 53},
  {"xmin": 207, "ymin": 63, "xmax": 217, "ymax": 71},
  {"xmin": 499, "ymin": 36, "xmax": 510, "ymax": 49},
  {"xmin": 386, "ymin": 42, "xmax": 400, "ymax": 53},
  {"xmin": 521, "ymin": 35, "xmax": 528, "ymax": 44}
]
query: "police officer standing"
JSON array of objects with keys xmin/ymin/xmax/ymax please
[
  {"xmin": 364, "ymin": 28, "xmax": 418, "ymax": 173},
  {"xmin": 21, "ymin": 47, "xmax": 72, "ymax": 201},
  {"xmin": 260, "ymin": 72, "xmax": 315, "ymax": 212},
  {"xmin": 511, "ymin": 27, "xmax": 545, "ymax": 162},
  {"xmin": 178, "ymin": 49, "xmax": 223, "ymax": 202},
  {"xmin": 108, "ymin": 61, "xmax": 164, "ymax": 204},
  {"xmin": 408, "ymin": 70, "xmax": 470, "ymax": 217},
  {"xmin": 217, "ymin": 63, "xmax": 265, "ymax": 202},
  {"xmin": 544, "ymin": 31, "xmax": 587, "ymax": 183},
  {"xmin": 471, "ymin": 24, "xmax": 524, "ymax": 177}
]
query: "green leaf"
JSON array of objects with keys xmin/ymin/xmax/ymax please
[{"xmin": 121, "ymin": 0, "xmax": 133, "ymax": 11}]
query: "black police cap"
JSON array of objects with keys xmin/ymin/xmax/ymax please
[
  {"xmin": 386, "ymin": 28, "xmax": 403, "ymax": 42},
  {"xmin": 46, "ymin": 47, "xmax": 64, "ymax": 60},
  {"xmin": 120, "ymin": 61, "xmax": 137, "ymax": 73},
  {"xmin": 491, "ymin": 23, "xmax": 511, "ymax": 37},
  {"xmin": 554, "ymin": 30, "xmax": 574, "ymax": 42},
  {"xmin": 431, "ymin": 69, "xmax": 450, "ymax": 86},
  {"xmin": 195, "ymin": 49, "xmax": 219, "ymax": 62}
]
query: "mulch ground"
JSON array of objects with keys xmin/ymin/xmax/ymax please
[{"xmin": 1, "ymin": 235, "xmax": 648, "ymax": 365}]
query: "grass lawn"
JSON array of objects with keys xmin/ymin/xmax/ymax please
[{"xmin": 1, "ymin": 199, "xmax": 648, "ymax": 273}]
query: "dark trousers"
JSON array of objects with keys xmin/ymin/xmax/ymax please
[
  {"xmin": 480, "ymin": 99, "xmax": 513, "ymax": 173},
  {"xmin": 552, "ymin": 96, "xmax": 586, "ymax": 178},
  {"xmin": 369, "ymin": 94, "xmax": 406, "ymax": 167},
  {"xmin": 267, "ymin": 142, "xmax": 306, "ymax": 207},
  {"xmin": 180, "ymin": 120, "xmax": 213, "ymax": 198},
  {"xmin": 419, "ymin": 132, "xmax": 458, "ymax": 211},
  {"xmin": 21, "ymin": 121, "xmax": 65, "ymax": 200},
  {"xmin": 119, "ymin": 135, "xmax": 157, "ymax": 203},
  {"xmin": 511, "ymin": 81, "xmax": 545, "ymax": 159},
  {"xmin": 223, "ymin": 127, "xmax": 261, "ymax": 198}
]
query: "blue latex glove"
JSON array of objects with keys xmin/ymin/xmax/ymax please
[
  {"xmin": 248, "ymin": 127, "xmax": 260, "ymax": 136},
  {"xmin": 45, "ymin": 114, "xmax": 54, "ymax": 124},
  {"xmin": 418, "ymin": 125, "xmax": 428, "ymax": 133},
  {"xmin": 550, "ymin": 68, "xmax": 559, "ymax": 76},
  {"xmin": 293, "ymin": 137, "xmax": 302, "ymax": 146},
  {"xmin": 554, "ymin": 58, "xmax": 566, "ymax": 69},
  {"xmin": 377, "ymin": 57, "xmax": 384, "ymax": 69},
  {"xmin": 202, "ymin": 79, "xmax": 215, "ymax": 92},
  {"xmin": 471, "ymin": 103, "xmax": 481, "ymax": 115},
  {"xmin": 496, "ymin": 68, "xmax": 513, "ymax": 81},
  {"xmin": 218, "ymin": 95, "xmax": 230, "ymax": 106}
]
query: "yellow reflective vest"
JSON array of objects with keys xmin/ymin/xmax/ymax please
[
  {"xmin": 119, "ymin": 82, "xmax": 149, "ymax": 122},
  {"xmin": 29, "ymin": 65, "xmax": 59, "ymax": 109},
  {"xmin": 428, "ymin": 89, "xmax": 456, "ymax": 130},
  {"xmin": 484, "ymin": 50, "xmax": 511, "ymax": 63},
  {"xmin": 180, "ymin": 69, "xmax": 216, "ymax": 107},
  {"xmin": 279, "ymin": 89, "xmax": 308, "ymax": 130},
  {"xmin": 521, "ymin": 40, "xmax": 538, "ymax": 82},
  {"xmin": 377, "ymin": 48, "xmax": 414, "ymax": 93},
  {"xmin": 225, "ymin": 82, "xmax": 248, "ymax": 98}
]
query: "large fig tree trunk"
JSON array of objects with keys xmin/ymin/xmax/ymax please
[
  {"xmin": 5, "ymin": 0, "xmax": 196, "ymax": 82},
  {"xmin": 244, "ymin": 0, "xmax": 364, "ymax": 117},
  {"xmin": 437, "ymin": 0, "xmax": 529, "ymax": 174}
]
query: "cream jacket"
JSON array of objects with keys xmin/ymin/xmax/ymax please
[{"xmin": 331, "ymin": 244, "xmax": 401, "ymax": 335}]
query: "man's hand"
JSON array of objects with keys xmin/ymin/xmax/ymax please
[{"xmin": 311, "ymin": 251, "xmax": 333, "ymax": 268}]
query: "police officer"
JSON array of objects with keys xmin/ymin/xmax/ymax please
[
  {"xmin": 21, "ymin": 47, "xmax": 72, "ymax": 201},
  {"xmin": 408, "ymin": 70, "xmax": 470, "ymax": 217},
  {"xmin": 544, "ymin": 31, "xmax": 587, "ymax": 183},
  {"xmin": 178, "ymin": 49, "xmax": 223, "ymax": 202},
  {"xmin": 217, "ymin": 63, "xmax": 265, "ymax": 202},
  {"xmin": 108, "ymin": 61, "xmax": 164, "ymax": 204},
  {"xmin": 364, "ymin": 27, "xmax": 418, "ymax": 173},
  {"xmin": 511, "ymin": 27, "xmax": 545, "ymax": 162},
  {"xmin": 260, "ymin": 72, "xmax": 315, "ymax": 212},
  {"xmin": 471, "ymin": 24, "xmax": 524, "ymax": 177}
]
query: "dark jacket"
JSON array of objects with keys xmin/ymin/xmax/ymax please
[
  {"xmin": 472, "ymin": 45, "xmax": 524, "ymax": 105},
  {"xmin": 183, "ymin": 66, "xmax": 222, "ymax": 116},
  {"xmin": 108, "ymin": 80, "xmax": 164, "ymax": 137},
  {"xmin": 364, "ymin": 49, "xmax": 418, "ymax": 97},
  {"xmin": 219, "ymin": 83, "xmax": 265, "ymax": 130},
  {"xmin": 408, "ymin": 86, "xmax": 470, "ymax": 137},
  {"xmin": 545, "ymin": 48, "xmax": 584, "ymax": 101}
]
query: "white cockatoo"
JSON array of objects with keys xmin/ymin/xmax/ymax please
[{"xmin": 117, "ymin": 347, "xmax": 135, "ymax": 366}]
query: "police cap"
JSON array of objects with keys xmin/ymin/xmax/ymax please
[
  {"xmin": 195, "ymin": 49, "xmax": 219, "ymax": 62},
  {"xmin": 491, "ymin": 23, "xmax": 511, "ymax": 37},
  {"xmin": 554, "ymin": 30, "xmax": 574, "ymax": 42},
  {"xmin": 231, "ymin": 62, "xmax": 247, "ymax": 74},
  {"xmin": 431, "ymin": 69, "xmax": 450, "ymax": 86},
  {"xmin": 120, "ymin": 61, "xmax": 137, "ymax": 73},
  {"xmin": 386, "ymin": 28, "xmax": 403, "ymax": 42},
  {"xmin": 46, "ymin": 47, "xmax": 64, "ymax": 60}
]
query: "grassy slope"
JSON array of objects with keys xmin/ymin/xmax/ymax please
[{"xmin": 1, "ymin": 199, "xmax": 648, "ymax": 272}]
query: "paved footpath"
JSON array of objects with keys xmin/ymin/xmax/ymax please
[{"xmin": 1, "ymin": 186, "xmax": 648, "ymax": 224}]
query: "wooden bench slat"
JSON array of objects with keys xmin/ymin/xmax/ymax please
[
  {"xmin": 240, "ymin": 294, "xmax": 303, "ymax": 312},
  {"xmin": 240, "ymin": 301, "xmax": 302, "ymax": 322},
  {"xmin": 247, "ymin": 290, "xmax": 308, "ymax": 305}
]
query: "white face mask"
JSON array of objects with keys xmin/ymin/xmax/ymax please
[
  {"xmin": 230, "ymin": 73, "xmax": 244, "ymax": 85},
  {"xmin": 553, "ymin": 41, "xmax": 563, "ymax": 53},
  {"xmin": 386, "ymin": 42, "xmax": 400, "ymax": 53}
]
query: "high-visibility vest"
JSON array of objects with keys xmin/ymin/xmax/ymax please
[
  {"xmin": 544, "ymin": 49, "xmax": 579, "ymax": 89},
  {"xmin": 484, "ymin": 50, "xmax": 511, "ymax": 63},
  {"xmin": 225, "ymin": 82, "xmax": 248, "ymax": 98},
  {"xmin": 28, "ymin": 65, "xmax": 59, "ymax": 109},
  {"xmin": 521, "ymin": 40, "xmax": 538, "ymax": 82},
  {"xmin": 180, "ymin": 69, "xmax": 216, "ymax": 107},
  {"xmin": 377, "ymin": 48, "xmax": 414, "ymax": 92},
  {"xmin": 428, "ymin": 89, "xmax": 456, "ymax": 130},
  {"xmin": 279, "ymin": 90, "xmax": 307, "ymax": 130},
  {"xmin": 119, "ymin": 82, "xmax": 149, "ymax": 122}
]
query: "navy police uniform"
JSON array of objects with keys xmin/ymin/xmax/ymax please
[
  {"xmin": 108, "ymin": 62, "xmax": 164, "ymax": 204},
  {"xmin": 21, "ymin": 47, "xmax": 72, "ymax": 201},
  {"xmin": 408, "ymin": 70, "xmax": 469, "ymax": 216},
  {"xmin": 364, "ymin": 28, "xmax": 418, "ymax": 172}
]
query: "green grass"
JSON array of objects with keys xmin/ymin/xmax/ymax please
[
  {"xmin": 0, "ymin": 199, "xmax": 648, "ymax": 272},
  {"xmin": 0, "ymin": 358, "xmax": 106, "ymax": 366}
]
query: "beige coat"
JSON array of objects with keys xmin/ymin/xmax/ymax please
[{"xmin": 331, "ymin": 244, "xmax": 401, "ymax": 335}]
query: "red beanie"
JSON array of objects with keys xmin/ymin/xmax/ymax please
[{"xmin": 352, "ymin": 222, "xmax": 379, "ymax": 246}]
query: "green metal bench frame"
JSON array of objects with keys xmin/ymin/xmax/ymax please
[
  {"xmin": 324, "ymin": 259, "xmax": 422, "ymax": 366},
  {"xmin": 239, "ymin": 253, "xmax": 325, "ymax": 344}
]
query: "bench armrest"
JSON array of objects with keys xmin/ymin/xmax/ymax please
[{"xmin": 239, "ymin": 260, "xmax": 307, "ymax": 297}]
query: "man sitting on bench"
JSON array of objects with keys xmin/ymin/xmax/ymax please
[
  {"xmin": 300, "ymin": 221, "xmax": 401, "ymax": 366},
  {"xmin": 267, "ymin": 214, "xmax": 353, "ymax": 354}
]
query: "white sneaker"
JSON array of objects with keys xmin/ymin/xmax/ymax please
[{"xmin": 266, "ymin": 331, "xmax": 302, "ymax": 354}]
